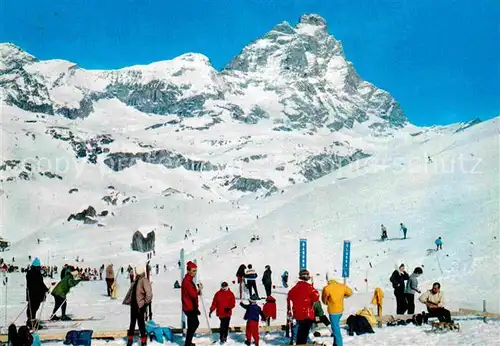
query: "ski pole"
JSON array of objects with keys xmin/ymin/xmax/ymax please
[
  {"xmin": 11, "ymin": 304, "xmax": 28, "ymax": 325},
  {"xmin": 4, "ymin": 275, "xmax": 8, "ymax": 328}
]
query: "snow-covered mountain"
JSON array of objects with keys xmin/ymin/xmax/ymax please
[
  {"xmin": 0, "ymin": 12, "xmax": 499, "ymax": 344},
  {"xmin": 0, "ymin": 14, "xmax": 409, "ymax": 201}
]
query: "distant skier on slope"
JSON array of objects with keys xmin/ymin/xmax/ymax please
[
  {"xmin": 381, "ymin": 224, "xmax": 388, "ymax": 241},
  {"xmin": 435, "ymin": 237, "xmax": 443, "ymax": 251},
  {"xmin": 400, "ymin": 223, "xmax": 408, "ymax": 240},
  {"xmin": 282, "ymin": 271, "xmax": 289, "ymax": 288}
]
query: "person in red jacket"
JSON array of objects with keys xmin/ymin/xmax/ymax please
[
  {"xmin": 182, "ymin": 261, "xmax": 202, "ymax": 346},
  {"xmin": 287, "ymin": 269, "xmax": 320, "ymax": 345},
  {"xmin": 209, "ymin": 282, "xmax": 236, "ymax": 344},
  {"xmin": 263, "ymin": 295, "xmax": 277, "ymax": 326}
]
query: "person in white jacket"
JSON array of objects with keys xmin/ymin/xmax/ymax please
[{"xmin": 418, "ymin": 282, "xmax": 451, "ymax": 322}]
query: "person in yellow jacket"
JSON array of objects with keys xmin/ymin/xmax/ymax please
[{"xmin": 321, "ymin": 274, "xmax": 352, "ymax": 346}]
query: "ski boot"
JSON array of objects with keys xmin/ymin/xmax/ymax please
[
  {"xmin": 61, "ymin": 315, "xmax": 72, "ymax": 321},
  {"xmin": 140, "ymin": 335, "xmax": 147, "ymax": 346},
  {"xmin": 126, "ymin": 330, "xmax": 134, "ymax": 346}
]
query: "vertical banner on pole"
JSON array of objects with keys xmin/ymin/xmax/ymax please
[
  {"xmin": 180, "ymin": 248, "xmax": 186, "ymax": 332},
  {"xmin": 342, "ymin": 240, "xmax": 351, "ymax": 282},
  {"xmin": 299, "ymin": 239, "xmax": 307, "ymax": 271}
]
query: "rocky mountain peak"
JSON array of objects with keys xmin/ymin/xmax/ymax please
[
  {"xmin": 0, "ymin": 43, "xmax": 37, "ymax": 71},
  {"xmin": 298, "ymin": 13, "xmax": 328, "ymax": 27}
]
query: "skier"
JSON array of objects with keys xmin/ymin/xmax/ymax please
[
  {"xmin": 428, "ymin": 155, "xmax": 433, "ymax": 163},
  {"xmin": 182, "ymin": 261, "xmax": 202, "ymax": 346},
  {"xmin": 390, "ymin": 263, "xmax": 409, "ymax": 314},
  {"xmin": 236, "ymin": 264, "xmax": 247, "ymax": 299},
  {"xmin": 418, "ymin": 282, "xmax": 451, "ymax": 322},
  {"xmin": 245, "ymin": 264, "xmax": 259, "ymax": 299},
  {"xmin": 99, "ymin": 265, "xmax": 104, "ymax": 280},
  {"xmin": 321, "ymin": 273, "xmax": 352, "ymax": 346},
  {"xmin": 262, "ymin": 265, "xmax": 272, "ymax": 298},
  {"xmin": 281, "ymin": 271, "xmax": 289, "ymax": 288},
  {"xmin": 50, "ymin": 270, "xmax": 81, "ymax": 320},
  {"xmin": 145, "ymin": 261, "xmax": 152, "ymax": 320},
  {"xmin": 287, "ymin": 269, "xmax": 320, "ymax": 345},
  {"xmin": 400, "ymin": 223, "xmax": 408, "ymax": 240},
  {"xmin": 381, "ymin": 224, "xmax": 388, "ymax": 241},
  {"xmin": 155, "ymin": 264, "xmax": 159, "ymax": 275},
  {"xmin": 26, "ymin": 258, "xmax": 49, "ymax": 328},
  {"xmin": 405, "ymin": 267, "xmax": 423, "ymax": 314},
  {"xmin": 123, "ymin": 265, "xmax": 152, "ymax": 346},
  {"xmin": 240, "ymin": 294, "xmax": 265, "ymax": 346},
  {"xmin": 209, "ymin": 282, "xmax": 236, "ymax": 344},
  {"xmin": 105, "ymin": 263, "xmax": 115, "ymax": 296},
  {"xmin": 435, "ymin": 237, "xmax": 443, "ymax": 251}
]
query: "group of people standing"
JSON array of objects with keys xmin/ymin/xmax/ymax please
[
  {"xmin": 25, "ymin": 258, "xmax": 83, "ymax": 328},
  {"xmin": 390, "ymin": 264, "xmax": 452, "ymax": 322}
]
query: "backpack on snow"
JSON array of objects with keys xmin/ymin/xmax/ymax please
[{"xmin": 17, "ymin": 325, "xmax": 34, "ymax": 346}]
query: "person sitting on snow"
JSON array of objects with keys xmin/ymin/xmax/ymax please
[{"xmin": 419, "ymin": 282, "xmax": 451, "ymax": 323}]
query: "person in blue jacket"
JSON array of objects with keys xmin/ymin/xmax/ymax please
[
  {"xmin": 240, "ymin": 295, "xmax": 265, "ymax": 346},
  {"xmin": 435, "ymin": 237, "xmax": 443, "ymax": 251},
  {"xmin": 400, "ymin": 223, "xmax": 408, "ymax": 239}
]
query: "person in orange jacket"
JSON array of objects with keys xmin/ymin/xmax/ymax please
[
  {"xmin": 321, "ymin": 274, "xmax": 352, "ymax": 346},
  {"xmin": 209, "ymin": 282, "xmax": 236, "ymax": 344},
  {"xmin": 287, "ymin": 269, "xmax": 320, "ymax": 345}
]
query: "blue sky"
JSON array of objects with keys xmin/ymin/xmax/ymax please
[{"xmin": 1, "ymin": 0, "xmax": 498, "ymax": 125}]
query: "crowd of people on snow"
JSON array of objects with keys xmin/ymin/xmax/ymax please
[{"xmin": 17, "ymin": 249, "xmax": 454, "ymax": 346}]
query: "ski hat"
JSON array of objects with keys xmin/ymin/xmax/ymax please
[
  {"xmin": 32, "ymin": 257, "xmax": 41, "ymax": 267},
  {"xmin": 221, "ymin": 281, "xmax": 229, "ymax": 288},
  {"xmin": 187, "ymin": 261, "xmax": 197, "ymax": 270},
  {"xmin": 135, "ymin": 265, "xmax": 145, "ymax": 276},
  {"xmin": 249, "ymin": 294, "xmax": 259, "ymax": 303},
  {"xmin": 265, "ymin": 265, "xmax": 270, "ymax": 270}
]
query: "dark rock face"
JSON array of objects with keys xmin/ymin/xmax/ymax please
[
  {"xmin": 55, "ymin": 96, "xmax": 94, "ymax": 119},
  {"xmin": 228, "ymin": 176, "xmax": 277, "ymax": 194},
  {"xmin": 300, "ymin": 149, "xmax": 371, "ymax": 181},
  {"xmin": 104, "ymin": 150, "xmax": 224, "ymax": 172},
  {"xmin": 67, "ymin": 206, "xmax": 97, "ymax": 222},
  {"xmin": 131, "ymin": 230, "xmax": 155, "ymax": 253},
  {"xmin": 46, "ymin": 127, "xmax": 113, "ymax": 164}
]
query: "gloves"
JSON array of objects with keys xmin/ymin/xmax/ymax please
[
  {"xmin": 196, "ymin": 309, "xmax": 201, "ymax": 316},
  {"xmin": 197, "ymin": 282, "xmax": 204, "ymax": 290},
  {"xmin": 209, "ymin": 311, "xmax": 213, "ymax": 318}
]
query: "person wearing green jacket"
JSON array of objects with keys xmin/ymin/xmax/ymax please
[{"xmin": 50, "ymin": 270, "xmax": 81, "ymax": 320}]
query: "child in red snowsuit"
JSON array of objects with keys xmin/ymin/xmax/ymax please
[
  {"xmin": 240, "ymin": 295, "xmax": 265, "ymax": 345},
  {"xmin": 263, "ymin": 295, "xmax": 277, "ymax": 326}
]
